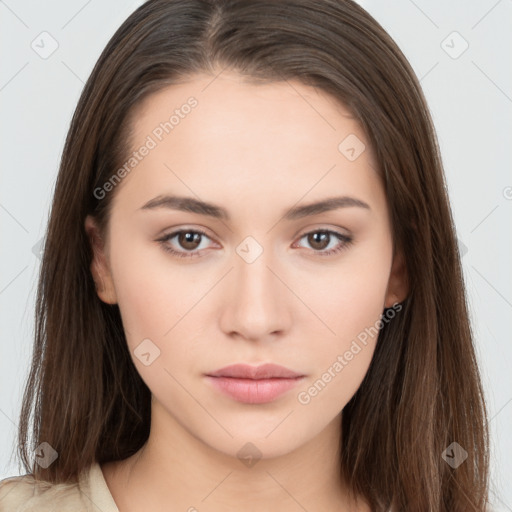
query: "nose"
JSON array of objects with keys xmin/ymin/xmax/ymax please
[{"xmin": 218, "ymin": 246, "xmax": 292, "ymax": 343}]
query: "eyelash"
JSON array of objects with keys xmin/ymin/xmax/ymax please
[{"xmin": 156, "ymin": 228, "xmax": 353, "ymax": 259}]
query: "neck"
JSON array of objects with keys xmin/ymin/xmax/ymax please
[{"xmin": 103, "ymin": 399, "xmax": 366, "ymax": 512}]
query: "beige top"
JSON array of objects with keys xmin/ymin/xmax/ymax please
[{"xmin": 0, "ymin": 462, "xmax": 119, "ymax": 512}]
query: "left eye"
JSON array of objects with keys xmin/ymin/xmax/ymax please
[
  {"xmin": 293, "ymin": 230, "xmax": 353, "ymax": 256},
  {"xmin": 157, "ymin": 229, "xmax": 352, "ymax": 258}
]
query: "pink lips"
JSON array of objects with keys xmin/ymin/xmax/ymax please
[{"xmin": 205, "ymin": 363, "xmax": 305, "ymax": 404}]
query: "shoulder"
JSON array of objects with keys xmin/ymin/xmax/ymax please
[{"xmin": 0, "ymin": 471, "xmax": 89, "ymax": 512}]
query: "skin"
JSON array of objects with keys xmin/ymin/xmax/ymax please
[{"xmin": 85, "ymin": 69, "xmax": 407, "ymax": 512}]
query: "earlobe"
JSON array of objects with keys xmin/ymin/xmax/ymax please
[
  {"xmin": 84, "ymin": 215, "xmax": 117, "ymax": 305},
  {"xmin": 384, "ymin": 248, "xmax": 408, "ymax": 309}
]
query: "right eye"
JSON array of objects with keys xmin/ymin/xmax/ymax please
[{"xmin": 156, "ymin": 228, "xmax": 215, "ymax": 258}]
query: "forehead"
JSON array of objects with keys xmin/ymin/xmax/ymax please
[
  {"xmin": 112, "ymin": 71, "xmax": 384, "ymax": 219},
  {"xmin": 131, "ymin": 71, "xmax": 364, "ymax": 150}
]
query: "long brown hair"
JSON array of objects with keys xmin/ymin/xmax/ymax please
[{"xmin": 16, "ymin": 0, "xmax": 490, "ymax": 510}]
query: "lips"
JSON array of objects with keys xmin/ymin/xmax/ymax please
[
  {"xmin": 206, "ymin": 363, "xmax": 303, "ymax": 380},
  {"xmin": 205, "ymin": 363, "xmax": 305, "ymax": 404}
]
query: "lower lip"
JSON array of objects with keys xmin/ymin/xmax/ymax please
[{"xmin": 205, "ymin": 376, "xmax": 305, "ymax": 404}]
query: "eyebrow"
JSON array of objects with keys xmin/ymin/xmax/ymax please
[{"xmin": 139, "ymin": 194, "xmax": 370, "ymax": 221}]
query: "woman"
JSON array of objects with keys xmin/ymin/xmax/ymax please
[{"xmin": 0, "ymin": 0, "xmax": 490, "ymax": 510}]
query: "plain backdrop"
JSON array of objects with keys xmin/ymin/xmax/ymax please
[{"xmin": 1, "ymin": 0, "xmax": 511, "ymax": 509}]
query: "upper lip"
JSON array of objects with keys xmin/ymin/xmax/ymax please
[{"xmin": 206, "ymin": 363, "xmax": 304, "ymax": 379}]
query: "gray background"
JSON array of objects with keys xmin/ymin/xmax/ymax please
[{"xmin": 1, "ymin": 0, "xmax": 511, "ymax": 509}]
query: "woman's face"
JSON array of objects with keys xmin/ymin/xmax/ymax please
[{"xmin": 86, "ymin": 71, "xmax": 406, "ymax": 460}]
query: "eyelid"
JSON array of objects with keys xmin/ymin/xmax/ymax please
[
  {"xmin": 157, "ymin": 224, "xmax": 215, "ymax": 238},
  {"xmin": 294, "ymin": 223, "xmax": 351, "ymax": 238}
]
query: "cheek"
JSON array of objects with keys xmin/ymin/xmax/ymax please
[
  {"xmin": 292, "ymin": 237, "xmax": 392, "ymax": 404},
  {"xmin": 294, "ymin": 271, "xmax": 389, "ymax": 414},
  {"xmin": 303, "ymin": 249, "xmax": 391, "ymax": 343},
  {"xmin": 109, "ymin": 238, "xmax": 214, "ymax": 374},
  {"xmin": 109, "ymin": 239, "xmax": 183, "ymax": 346},
  {"xmin": 109, "ymin": 247, "xmax": 201, "ymax": 396}
]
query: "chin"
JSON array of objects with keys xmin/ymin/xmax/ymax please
[{"xmin": 195, "ymin": 419, "xmax": 315, "ymax": 462}]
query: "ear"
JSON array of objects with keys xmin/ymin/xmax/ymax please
[
  {"xmin": 84, "ymin": 215, "xmax": 117, "ymax": 305},
  {"xmin": 384, "ymin": 247, "xmax": 408, "ymax": 308}
]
